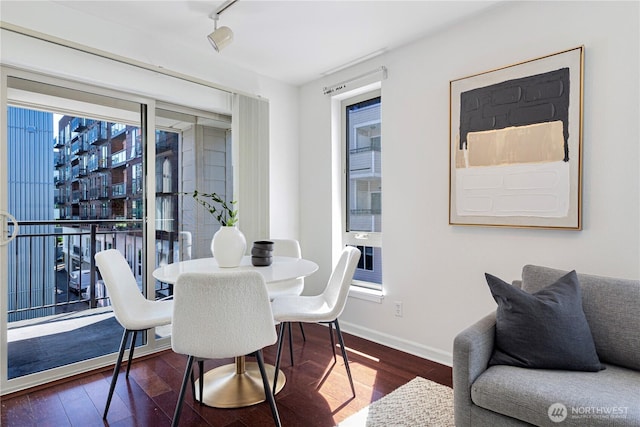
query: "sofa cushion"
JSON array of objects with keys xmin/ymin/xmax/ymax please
[
  {"xmin": 485, "ymin": 271, "xmax": 602, "ymax": 371},
  {"xmin": 471, "ymin": 364, "xmax": 640, "ymax": 426},
  {"xmin": 522, "ymin": 265, "xmax": 640, "ymax": 371}
]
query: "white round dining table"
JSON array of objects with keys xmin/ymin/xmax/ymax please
[
  {"xmin": 152, "ymin": 255, "xmax": 318, "ymax": 288},
  {"xmin": 152, "ymin": 255, "xmax": 318, "ymax": 409}
]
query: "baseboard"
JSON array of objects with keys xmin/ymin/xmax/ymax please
[{"xmin": 339, "ymin": 320, "xmax": 453, "ymax": 367}]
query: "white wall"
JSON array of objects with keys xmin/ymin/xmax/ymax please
[
  {"xmin": 257, "ymin": 76, "xmax": 301, "ymax": 239},
  {"xmin": 299, "ymin": 1, "xmax": 640, "ymax": 365}
]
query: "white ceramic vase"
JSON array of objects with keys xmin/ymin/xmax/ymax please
[{"xmin": 211, "ymin": 226, "xmax": 246, "ymax": 267}]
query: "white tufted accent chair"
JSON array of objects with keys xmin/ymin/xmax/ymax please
[{"xmin": 171, "ymin": 271, "xmax": 281, "ymax": 427}]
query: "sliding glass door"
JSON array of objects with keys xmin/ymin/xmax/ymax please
[
  {"xmin": 153, "ymin": 105, "xmax": 232, "ymax": 296},
  {"xmin": 0, "ymin": 66, "xmax": 236, "ymax": 395},
  {"xmin": 0, "ymin": 72, "xmax": 154, "ymax": 392}
]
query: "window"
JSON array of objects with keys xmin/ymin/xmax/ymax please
[{"xmin": 342, "ymin": 92, "xmax": 382, "ymax": 290}]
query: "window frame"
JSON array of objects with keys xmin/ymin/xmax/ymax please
[{"xmin": 341, "ymin": 89, "xmax": 382, "ymax": 291}]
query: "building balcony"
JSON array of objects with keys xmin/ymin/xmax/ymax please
[
  {"xmin": 97, "ymin": 158, "xmax": 109, "ymax": 170},
  {"xmin": 87, "ymin": 121, "xmax": 108, "ymax": 145},
  {"xmin": 111, "ymin": 149, "xmax": 127, "ymax": 168},
  {"xmin": 349, "ymin": 210, "xmax": 382, "ymax": 232},
  {"xmin": 70, "ymin": 138, "xmax": 89, "ymax": 155},
  {"xmin": 89, "ymin": 186, "xmax": 110, "ymax": 200},
  {"xmin": 5, "ymin": 219, "xmax": 153, "ymax": 380},
  {"xmin": 349, "ymin": 149, "xmax": 381, "ymax": 177},
  {"xmin": 77, "ymin": 142, "xmax": 88, "ymax": 155},
  {"xmin": 112, "ymin": 182, "xmax": 126, "ymax": 198},
  {"xmin": 70, "ymin": 117, "xmax": 89, "ymax": 132},
  {"xmin": 54, "ymin": 154, "xmax": 66, "ymax": 167},
  {"xmin": 70, "ymin": 166, "xmax": 81, "ymax": 180},
  {"xmin": 110, "ymin": 122, "xmax": 126, "ymax": 138},
  {"xmin": 88, "ymin": 157, "xmax": 109, "ymax": 172}
]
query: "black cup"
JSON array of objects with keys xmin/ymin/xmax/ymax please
[
  {"xmin": 253, "ymin": 240, "xmax": 274, "ymax": 251},
  {"xmin": 251, "ymin": 247, "xmax": 272, "ymax": 257},
  {"xmin": 251, "ymin": 256, "xmax": 273, "ymax": 267},
  {"xmin": 251, "ymin": 241, "xmax": 274, "ymax": 266}
]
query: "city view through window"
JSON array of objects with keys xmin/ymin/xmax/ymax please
[
  {"xmin": 8, "ymin": 107, "xmax": 180, "ymax": 322},
  {"xmin": 5, "ymin": 103, "xmax": 185, "ymax": 379},
  {"xmin": 345, "ymin": 95, "xmax": 382, "ymax": 289},
  {"xmin": 2, "ymin": 74, "xmax": 236, "ymax": 392}
]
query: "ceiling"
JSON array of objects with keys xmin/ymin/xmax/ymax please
[{"xmin": 43, "ymin": 1, "xmax": 502, "ymax": 87}]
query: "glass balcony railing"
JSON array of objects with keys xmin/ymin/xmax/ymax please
[
  {"xmin": 112, "ymin": 182, "xmax": 126, "ymax": 197},
  {"xmin": 71, "ymin": 135, "xmax": 90, "ymax": 155},
  {"xmin": 349, "ymin": 209, "xmax": 382, "ymax": 232},
  {"xmin": 70, "ymin": 117, "xmax": 88, "ymax": 132},
  {"xmin": 349, "ymin": 150, "xmax": 381, "ymax": 175},
  {"xmin": 110, "ymin": 122, "xmax": 126, "ymax": 138},
  {"xmin": 89, "ymin": 186, "xmax": 110, "ymax": 199},
  {"xmin": 111, "ymin": 149, "xmax": 126, "ymax": 167},
  {"xmin": 87, "ymin": 121, "xmax": 108, "ymax": 145}
]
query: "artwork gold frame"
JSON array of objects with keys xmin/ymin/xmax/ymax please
[{"xmin": 449, "ymin": 46, "xmax": 584, "ymax": 229}]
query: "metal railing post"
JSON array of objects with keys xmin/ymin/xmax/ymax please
[{"xmin": 89, "ymin": 224, "xmax": 97, "ymax": 308}]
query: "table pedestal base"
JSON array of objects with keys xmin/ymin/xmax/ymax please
[{"xmin": 194, "ymin": 358, "xmax": 286, "ymax": 408}]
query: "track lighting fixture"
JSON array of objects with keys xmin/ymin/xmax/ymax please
[
  {"xmin": 208, "ymin": 14, "xmax": 233, "ymax": 52},
  {"xmin": 207, "ymin": 0, "xmax": 238, "ymax": 52}
]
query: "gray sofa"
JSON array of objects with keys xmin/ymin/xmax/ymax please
[{"xmin": 453, "ymin": 265, "xmax": 640, "ymax": 426}]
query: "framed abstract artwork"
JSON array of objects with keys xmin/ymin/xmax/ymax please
[{"xmin": 449, "ymin": 46, "xmax": 584, "ymax": 229}]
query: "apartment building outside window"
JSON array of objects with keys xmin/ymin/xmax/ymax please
[
  {"xmin": 343, "ymin": 92, "xmax": 382, "ymax": 290},
  {"xmin": 2, "ymin": 64, "xmax": 237, "ymax": 394}
]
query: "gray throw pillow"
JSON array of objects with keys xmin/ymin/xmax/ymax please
[{"xmin": 485, "ymin": 270, "xmax": 603, "ymax": 371}]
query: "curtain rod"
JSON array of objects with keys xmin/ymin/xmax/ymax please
[
  {"xmin": 0, "ymin": 21, "xmax": 260, "ymax": 101},
  {"xmin": 323, "ymin": 66, "xmax": 387, "ymax": 95}
]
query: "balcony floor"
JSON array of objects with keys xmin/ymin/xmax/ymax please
[{"xmin": 7, "ymin": 308, "xmax": 170, "ymax": 379}]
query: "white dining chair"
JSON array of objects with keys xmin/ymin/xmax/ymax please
[
  {"xmin": 271, "ymin": 245, "xmax": 361, "ymax": 396},
  {"xmin": 171, "ymin": 271, "xmax": 281, "ymax": 427},
  {"xmin": 267, "ymin": 239, "xmax": 305, "ymax": 298},
  {"xmin": 266, "ymin": 238, "xmax": 307, "ymax": 365},
  {"xmin": 94, "ymin": 249, "xmax": 174, "ymax": 420}
]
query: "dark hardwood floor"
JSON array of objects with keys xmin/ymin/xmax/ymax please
[{"xmin": 1, "ymin": 323, "xmax": 452, "ymax": 426}]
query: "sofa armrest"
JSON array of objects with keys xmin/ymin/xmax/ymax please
[{"xmin": 453, "ymin": 312, "xmax": 496, "ymax": 427}]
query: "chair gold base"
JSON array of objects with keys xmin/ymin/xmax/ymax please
[{"xmin": 194, "ymin": 357, "xmax": 286, "ymax": 408}]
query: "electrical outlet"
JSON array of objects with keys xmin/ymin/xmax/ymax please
[{"xmin": 394, "ymin": 301, "xmax": 403, "ymax": 317}]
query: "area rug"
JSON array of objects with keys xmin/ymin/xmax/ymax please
[{"xmin": 338, "ymin": 376, "xmax": 454, "ymax": 427}]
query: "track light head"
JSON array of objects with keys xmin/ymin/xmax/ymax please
[{"xmin": 208, "ymin": 14, "xmax": 233, "ymax": 52}]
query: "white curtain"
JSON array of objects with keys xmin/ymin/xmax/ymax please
[{"xmin": 233, "ymin": 94, "xmax": 270, "ymax": 250}]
